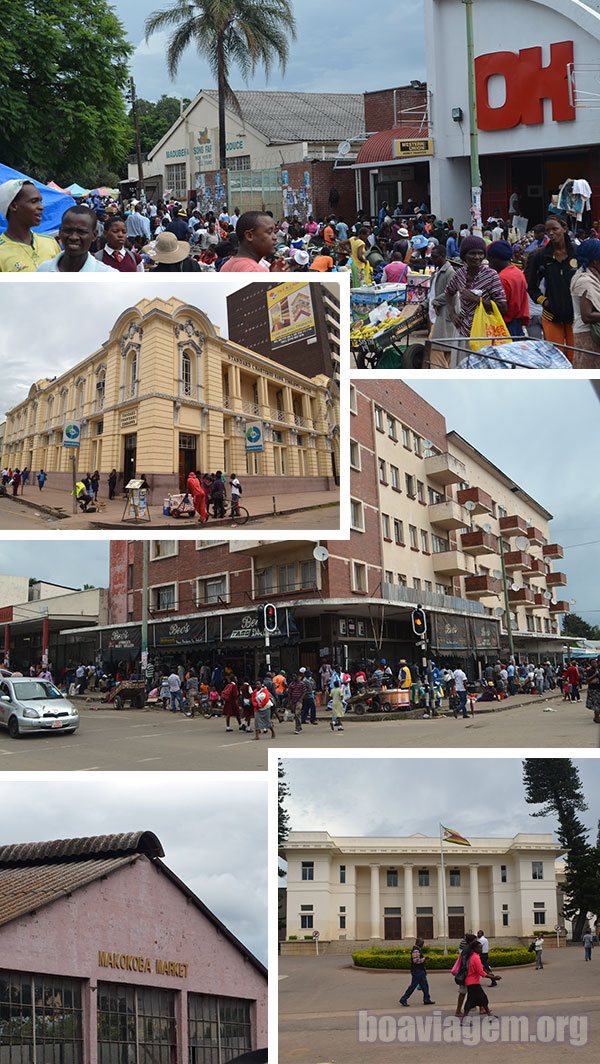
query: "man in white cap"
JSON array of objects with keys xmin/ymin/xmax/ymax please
[{"xmin": 0, "ymin": 180, "xmax": 61, "ymax": 272}]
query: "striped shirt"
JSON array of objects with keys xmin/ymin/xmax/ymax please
[{"xmin": 445, "ymin": 264, "xmax": 506, "ymax": 336}]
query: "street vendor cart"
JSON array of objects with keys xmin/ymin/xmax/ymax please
[{"xmin": 104, "ymin": 680, "xmax": 147, "ymax": 710}]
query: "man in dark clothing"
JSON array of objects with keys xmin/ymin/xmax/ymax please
[
  {"xmin": 399, "ymin": 939, "xmax": 435, "ymax": 1006},
  {"xmin": 210, "ymin": 472, "xmax": 226, "ymax": 518},
  {"xmin": 287, "ymin": 673, "xmax": 307, "ymax": 734},
  {"xmin": 166, "ymin": 209, "xmax": 191, "ymax": 242}
]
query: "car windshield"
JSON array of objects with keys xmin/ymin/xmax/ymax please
[{"xmin": 12, "ymin": 680, "xmax": 63, "ymax": 700}]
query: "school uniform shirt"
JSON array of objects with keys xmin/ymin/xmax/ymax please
[
  {"xmin": 99, "ymin": 246, "xmax": 144, "ymax": 272},
  {"xmin": 0, "ymin": 232, "xmax": 61, "ymax": 272}
]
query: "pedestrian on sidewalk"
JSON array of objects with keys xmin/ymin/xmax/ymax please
[
  {"xmin": 534, "ymin": 935, "xmax": 544, "ymax": 969},
  {"xmin": 329, "ymin": 680, "xmax": 345, "ymax": 732},
  {"xmin": 91, "ymin": 470, "xmax": 100, "ymax": 502},
  {"xmin": 167, "ymin": 671, "xmax": 184, "ymax": 713},
  {"xmin": 108, "ymin": 469, "xmax": 118, "ymax": 500},
  {"xmin": 462, "ymin": 941, "xmax": 501, "ymax": 1020},
  {"xmin": 477, "ymin": 930, "xmax": 497, "ymax": 986},
  {"xmin": 222, "ymin": 675, "xmax": 243, "ymax": 732},
  {"xmin": 21, "ymin": 467, "xmax": 29, "ymax": 491},
  {"xmin": 229, "ymin": 473, "xmax": 242, "ymax": 520},
  {"xmin": 251, "ymin": 683, "xmax": 276, "ymax": 740},
  {"xmin": 159, "ymin": 676, "xmax": 170, "ymax": 710},
  {"xmin": 11, "ymin": 469, "xmax": 21, "ymax": 496},
  {"xmin": 453, "ymin": 932, "xmax": 477, "ymax": 1016},
  {"xmin": 452, "ymin": 666, "xmax": 468, "ymax": 718},
  {"xmin": 585, "ymin": 657, "xmax": 600, "ymax": 723},
  {"xmin": 566, "ymin": 660, "xmax": 581, "ymax": 701},
  {"xmin": 583, "ymin": 930, "xmax": 594, "ymax": 961},
  {"xmin": 288, "ymin": 673, "xmax": 307, "ymax": 734},
  {"xmin": 399, "ymin": 938, "xmax": 436, "ymax": 1007}
]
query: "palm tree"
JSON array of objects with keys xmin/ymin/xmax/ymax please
[{"xmin": 145, "ymin": 0, "xmax": 297, "ymax": 171}]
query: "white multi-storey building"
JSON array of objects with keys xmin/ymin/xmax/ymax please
[{"xmin": 283, "ymin": 831, "xmax": 563, "ymax": 943}]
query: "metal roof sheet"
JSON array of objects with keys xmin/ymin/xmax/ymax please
[
  {"xmin": 203, "ymin": 89, "xmax": 365, "ymax": 142},
  {"xmin": 0, "ymin": 831, "xmax": 164, "ymax": 864},
  {"xmin": 355, "ymin": 125, "xmax": 431, "ymax": 166}
]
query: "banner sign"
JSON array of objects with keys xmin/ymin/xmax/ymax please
[
  {"xmin": 431, "ymin": 613, "xmax": 470, "ymax": 651},
  {"xmin": 153, "ymin": 620, "xmax": 206, "ymax": 648},
  {"xmin": 245, "ymin": 422, "xmax": 264, "ymax": 453},
  {"xmin": 266, "ymin": 284, "xmax": 316, "ymax": 351},
  {"xmin": 62, "ymin": 423, "xmax": 81, "ymax": 448},
  {"xmin": 104, "ymin": 627, "xmax": 141, "ymax": 652},
  {"xmin": 471, "ymin": 617, "xmax": 501, "ymax": 651}
]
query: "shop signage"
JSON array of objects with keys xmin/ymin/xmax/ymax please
[
  {"xmin": 475, "ymin": 40, "xmax": 575, "ymax": 131},
  {"xmin": 220, "ymin": 608, "xmax": 298, "ymax": 642},
  {"xmin": 471, "ymin": 617, "xmax": 501, "ymax": 651},
  {"xmin": 392, "ymin": 139, "xmax": 433, "ymax": 158},
  {"xmin": 431, "ymin": 613, "xmax": 470, "ymax": 651},
  {"xmin": 246, "ymin": 422, "xmax": 264, "ymax": 453},
  {"xmin": 98, "ymin": 951, "xmax": 188, "ymax": 978},
  {"xmin": 153, "ymin": 620, "xmax": 205, "ymax": 648},
  {"xmin": 105, "ymin": 627, "xmax": 142, "ymax": 651},
  {"xmin": 121, "ymin": 410, "xmax": 138, "ymax": 429},
  {"xmin": 266, "ymin": 283, "xmax": 316, "ymax": 351}
]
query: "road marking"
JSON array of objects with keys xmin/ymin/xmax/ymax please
[
  {"xmin": 136, "ymin": 757, "xmax": 162, "ymax": 763},
  {"xmin": 72, "ymin": 766, "xmax": 101, "ymax": 771},
  {"xmin": 217, "ymin": 739, "xmax": 260, "ymax": 748}
]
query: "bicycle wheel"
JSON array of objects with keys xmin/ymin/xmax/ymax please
[{"xmin": 230, "ymin": 506, "xmax": 249, "ymax": 526}]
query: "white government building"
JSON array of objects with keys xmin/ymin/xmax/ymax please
[{"xmin": 283, "ymin": 831, "xmax": 563, "ymax": 943}]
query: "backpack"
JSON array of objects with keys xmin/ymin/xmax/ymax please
[{"xmin": 454, "ymin": 950, "xmax": 471, "ymax": 985}]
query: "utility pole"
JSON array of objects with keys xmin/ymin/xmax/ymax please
[
  {"xmin": 463, "ymin": 0, "xmax": 482, "ymax": 234},
  {"xmin": 498, "ymin": 537, "xmax": 515, "ymax": 659},
  {"xmin": 141, "ymin": 541, "xmax": 149, "ymax": 671},
  {"xmin": 129, "ymin": 76, "xmax": 145, "ymax": 200}
]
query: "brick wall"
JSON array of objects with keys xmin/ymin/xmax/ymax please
[
  {"xmin": 364, "ymin": 86, "xmax": 428, "ymax": 133},
  {"xmin": 109, "ymin": 542, "xmax": 130, "ymax": 624},
  {"xmin": 356, "ymin": 381, "xmax": 448, "ymax": 452},
  {"xmin": 282, "ymin": 161, "xmax": 356, "ymax": 223}
]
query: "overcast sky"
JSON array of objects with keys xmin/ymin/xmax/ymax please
[
  {"xmin": 0, "ymin": 775, "xmax": 267, "ymax": 965},
  {"xmin": 116, "ymin": 0, "xmax": 426, "ymax": 102},
  {"xmin": 281, "ymin": 757, "xmax": 600, "ymax": 848},
  {"xmin": 411, "ymin": 380, "xmax": 600, "ymax": 624}
]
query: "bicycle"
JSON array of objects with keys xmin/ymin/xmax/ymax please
[{"xmin": 205, "ymin": 500, "xmax": 249, "ymax": 526}]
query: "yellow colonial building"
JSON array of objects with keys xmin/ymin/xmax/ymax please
[{"xmin": 1, "ymin": 297, "xmax": 339, "ymax": 497}]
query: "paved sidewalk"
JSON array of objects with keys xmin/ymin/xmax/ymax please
[
  {"xmin": 279, "ymin": 946, "xmax": 599, "ymax": 1063},
  {"xmin": 1, "ymin": 486, "xmax": 340, "ymax": 530}
]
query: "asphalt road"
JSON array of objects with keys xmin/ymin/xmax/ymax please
[
  {"xmin": 0, "ymin": 693, "xmax": 596, "ymax": 770},
  {"xmin": 279, "ymin": 946, "xmax": 600, "ymax": 1063},
  {"xmin": 0, "ymin": 503, "xmax": 60, "ymax": 530}
]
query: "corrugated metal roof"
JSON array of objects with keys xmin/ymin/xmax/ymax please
[
  {"xmin": 0, "ymin": 831, "xmax": 164, "ymax": 864},
  {"xmin": 355, "ymin": 125, "xmax": 431, "ymax": 166},
  {"xmin": 203, "ymin": 89, "xmax": 365, "ymax": 143},
  {"xmin": 0, "ymin": 855, "xmax": 138, "ymax": 926}
]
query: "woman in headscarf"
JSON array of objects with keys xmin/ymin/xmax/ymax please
[
  {"xmin": 444, "ymin": 235, "xmax": 507, "ymax": 338},
  {"xmin": 186, "ymin": 470, "xmax": 207, "ymax": 523},
  {"xmin": 570, "ymin": 238, "xmax": 600, "ymax": 369}
]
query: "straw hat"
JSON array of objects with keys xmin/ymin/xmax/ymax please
[
  {"xmin": 293, "ymin": 249, "xmax": 310, "ymax": 266},
  {"xmin": 143, "ymin": 231, "xmax": 190, "ymax": 264}
]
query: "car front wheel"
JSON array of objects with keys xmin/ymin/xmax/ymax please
[{"xmin": 7, "ymin": 716, "xmax": 21, "ymax": 739}]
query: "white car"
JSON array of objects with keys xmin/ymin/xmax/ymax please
[{"xmin": 0, "ymin": 676, "xmax": 80, "ymax": 738}]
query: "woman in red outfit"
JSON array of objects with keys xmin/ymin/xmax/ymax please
[
  {"xmin": 463, "ymin": 941, "xmax": 501, "ymax": 1019},
  {"xmin": 186, "ymin": 471, "xmax": 207, "ymax": 523},
  {"xmin": 221, "ymin": 676, "xmax": 242, "ymax": 732}
]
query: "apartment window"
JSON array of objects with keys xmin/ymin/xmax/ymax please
[
  {"xmin": 256, "ymin": 567, "xmax": 274, "ymax": 596},
  {"xmin": 526, "ymin": 615, "xmax": 535, "ymax": 632},
  {"xmin": 350, "ymin": 384, "xmax": 357, "ymax": 413},
  {"xmin": 390, "ymin": 465, "xmax": 400, "ymax": 490},
  {"xmin": 300, "ymin": 914, "xmax": 314, "ymax": 929},
  {"xmin": 435, "ymin": 583, "xmax": 448, "ymax": 595},
  {"xmin": 424, "ymin": 580, "xmax": 432, "ymax": 592},
  {"xmin": 432, "ymin": 534, "xmax": 450, "ymax": 554},
  {"xmin": 279, "ymin": 564, "xmax": 296, "ymax": 593},
  {"xmin": 428, "ymin": 487, "xmax": 444, "ymax": 504},
  {"xmin": 385, "ymin": 570, "xmax": 393, "ymax": 584},
  {"xmin": 413, "ymin": 433, "xmax": 422, "ymax": 456},
  {"xmin": 449, "ymin": 869, "xmax": 461, "ymax": 887},
  {"xmin": 340, "ymin": 865, "xmax": 346, "ymax": 883},
  {"xmin": 397, "ymin": 574, "xmax": 407, "ymax": 586},
  {"xmin": 409, "ymin": 525, "xmax": 418, "ymax": 549},
  {"xmin": 418, "ymin": 868, "xmax": 430, "ymax": 887},
  {"xmin": 352, "ymin": 562, "xmax": 367, "ymax": 593},
  {"xmin": 413, "ymin": 578, "xmax": 421, "ymax": 590},
  {"xmin": 351, "ymin": 498, "xmax": 364, "ymax": 532},
  {"xmin": 387, "ymin": 869, "xmax": 398, "ymax": 887},
  {"xmin": 417, "ymin": 480, "xmax": 425, "ymax": 503},
  {"xmin": 501, "ymin": 865, "xmax": 507, "ymax": 883},
  {"xmin": 374, "ymin": 406, "xmax": 384, "ymax": 431},
  {"xmin": 382, "ymin": 513, "xmax": 391, "ymax": 539},
  {"xmin": 533, "ymin": 908, "xmax": 546, "ymax": 926},
  {"xmin": 150, "ymin": 540, "xmax": 178, "ymax": 560},
  {"xmin": 387, "ymin": 414, "xmax": 397, "ymax": 440},
  {"xmin": 498, "ymin": 505, "xmax": 507, "ymax": 518},
  {"xmin": 378, "ymin": 458, "xmax": 387, "ymax": 483},
  {"xmin": 402, "ymin": 425, "xmax": 411, "ymax": 448},
  {"xmin": 394, "ymin": 519, "xmax": 405, "ymax": 545},
  {"xmin": 421, "ymin": 530, "xmax": 429, "ymax": 553},
  {"xmin": 127, "ymin": 563, "xmax": 134, "ymax": 590},
  {"xmin": 405, "ymin": 473, "xmax": 416, "ymax": 498},
  {"xmin": 300, "ymin": 559, "xmax": 317, "ymax": 588},
  {"xmin": 197, "ymin": 574, "xmax": 228, "ymax": 604},
  {"xmin": 532, "ymin": 861, "xmax": 544, "ymax": 880},
  {"xmin": 301, "ymin": 862, "xmax": 314, "ymax": 881},
  {"xmin": 339, "ymin": 915, "xmax": 346, "ymax": 930},
  {"xmin": 350, "ymin": 439, "xmax": 361, "ymax": 470},
  {"xmin": 152, "ymin": 584, "xmax": 176, "ymax": 612},
  {"xmin": 502, "ymin": 913, "xmax": 509, "ymax": 926}
]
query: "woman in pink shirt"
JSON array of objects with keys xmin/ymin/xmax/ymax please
[
  {"xmin": 382, "ymin": 253, "xmax": 409, "ymax": 284},
  {"xmin": 463, "ymin": 941, "xmax": 501, "ymax": 1019}
]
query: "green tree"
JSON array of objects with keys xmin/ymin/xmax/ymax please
[
  {"xmin": 145, "ymin": 0, "xmax": 297, "ymax": 170},
  {"xmin": 278, "ymin": 760, "xmax": 290, "ymax": 877},
  {"xmin": 523, "ymin": 759, "xmax": 600, "ymax": 941},
  {"xmin": 0, "ymin": 0, "xmax": 133, "ymax": 185},
  {"xmin": 562, "ymin": 613, "xmax": 600, "ymax": 640},
  {"xmin": 131, "ymin": 95, "xmax": 192, "ymax": 156}
]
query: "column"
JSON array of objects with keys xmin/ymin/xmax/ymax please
[
  {"xmin": 437, "ymin": 863, "xmax": 446, "ymax": 939},
  {"xmin": 3, "ymin": 624, "xmax": 10, "ymax": 668},
  {"xmin": 403, "ymin": 864, "xmax": 415, "ymax": 939},
  {"xmin": 369, "ymin": 864, "xmax": 381, "ymax": 939},
  {"xmin": 469, "ymin": 864, "xmax": 480, "ymax": 933},
  {"xmin": 487, "ymin": 867, "xmax": 496, "ymax": 936},
  {"xmin": 42, "ymin": 613, "xmax": 50, "ymax": 667}
]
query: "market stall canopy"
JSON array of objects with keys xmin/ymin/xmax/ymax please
[
  {"xmin": 92, "ymin": 186, "xmax": 119, "ymax": 198},
  {"xmin": 0, "ymin": 164, "xmax": 76, "ymax": 235},
  {"xmin": 47, "ymin": 180, "xmax": 68, "ymax": 194},
  {"xmin": 64, "ymin": 182, "xmax": 89, "ymax": 197}
]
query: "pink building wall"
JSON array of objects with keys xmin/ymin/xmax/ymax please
[{"xmin": 0, "ymin": 855, "xmax": 267, "ymax": 1062}]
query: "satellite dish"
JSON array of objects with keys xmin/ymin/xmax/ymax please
[
  {"xmin": 313, "ymin": 545, "xmax": 330, "ymax": 563},
  {"xmin": 495, "ymin": 607, "xmax": 504, "ymax": 618},
  {"xmin": 423, "ymin": 439, "xmax": 433, "ymax": 450},
  {"xmin": 483, "ymin": 523, "xmax": 492, "ymax": 533},
  {"xmin": 337, "ymin": 141, "xmax": 352, "ymax": 157},
  {"xmin": 510, "ymin": 582, "xmax": 521, "ymax": 592},
  {"xmin": 514, "ymin": 535, "xmax": 530, "ymax": 552}
]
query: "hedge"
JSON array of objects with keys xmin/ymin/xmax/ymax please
[{"xmin": 352, "ymin": 946, "xmax": 534, "ymax": 970}]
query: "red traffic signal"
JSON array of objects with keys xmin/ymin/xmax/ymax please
[
  {"xmin": 411, "ymin": 608, "xmax": 427, "ymax": 637},
  {"xmin": 264, "ymin": 603, "xmax": 278, "ymax": 633}
]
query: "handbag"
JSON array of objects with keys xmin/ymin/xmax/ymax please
[{"xmin": 469, "ymin": 299, "xmax": 511, "ymax": 352}]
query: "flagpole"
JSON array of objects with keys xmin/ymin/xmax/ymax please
[{"xmin": 439, "ymin": 823, "xmax": 448, "ymax": 956}]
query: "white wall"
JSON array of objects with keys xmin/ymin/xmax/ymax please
[{"xmin": 0, "ymin": 576, "xmax": 30, "ymax": 609}]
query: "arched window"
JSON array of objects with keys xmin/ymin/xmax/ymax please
[
  {"xmin": 74, "ymin": 379, "xmax": 85, "ymax": 420},
  {"xmin": 96, "ymin": 368, "xmax": 106, "ymax": 411},
  {"xmin": 47, "ymin": 395, "xmax": 54, "ymax": 428},
  {"xmin": 60, "ymin": 388, "xmax": 68, "ymax": 419},
  {"xmin": 182, "ymin": 351, "xmax": 192, "ymax": 397},
  {"xmin": 128, "ymin": 351, "xmax": 138, "ymax": 398}
]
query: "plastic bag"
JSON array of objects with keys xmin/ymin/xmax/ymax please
[{"xmin": 469, "ymin": 300, "xmax": 511, "ymax": 352}]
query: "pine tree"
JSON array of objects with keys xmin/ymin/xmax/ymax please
[{"xmin": 278, "ymin": 760, "xmax": 290, "ymax": 877}]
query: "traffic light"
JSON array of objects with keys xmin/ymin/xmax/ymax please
[
  {"xmin": 264, "ymin": 603, "xmax": 278, "ymax": 633},
  {"xmin": 411, "ymin": 607, "xmax": 427, "ymax": 637}
]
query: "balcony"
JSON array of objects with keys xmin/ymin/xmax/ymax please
[
  {"xmin": 527, "ymin": 526, "xmax": 545, "ymax": 546},
  {"xmin": 543, "ymin": 543, "xmax": 564, "ymax": 560},
  {"xmin": 499, "ymin": 515, "xmax": 529, "ymax": 535},
  {"xmin": 460, "ymin": 530, "xmax": 498, "ymax": 555},
  {"xmin": 428, "ymin": 499, "xmax": 467, "ymax": 530},
  {"xmin": 424, "ymin": 452, "xmax": 466, "ymax": 486},
  {"xmin": 456, "ymin": 486, "xmax": 494, "ymax": 514},
  {"xmin": 242, "ymin": 400, "xmax": 261, "ymax": 417},
  {"xmin": 549, "ymin": 600, "xmax": 570, "ymax": 613},
  {"xmin": 431, "ymin": 550, "xmax": 476, "ymax": 576},
  {"xmin": 546, "ymin": 572, "xmax": 567, "ymax": 587},
  {"xmin": 508, "ymin": 587, "xmax": 535, "ymax": 605},
  {"xmin": 532, "ymin": 593, "xmax": 548, "ymax": 610},
  {"xmin": 464, "ymin": 575, "xmax": 503, "ymax": 598},
  {"xmin": 522, "ymin": 558, "xmax": 547, "ymax": 580},
  {"xmin": 503, "ymin": 550, "xmax": 532, "ymax": 572}
]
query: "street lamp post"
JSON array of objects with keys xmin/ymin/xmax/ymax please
[
  {"xmin": 463, "ymin": 0, "xmax": 483, "ymax": 234},
  {"xmin": 498, "ymin": 536, "xmax": 515, "ymax": 659},
  {"xmin": 141, "ymin": 541, "xmax": 149, "ymax": 671}
]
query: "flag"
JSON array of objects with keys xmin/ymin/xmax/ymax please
[{"xmin": 441, "ymin": 825, "xmax": 471, "ymax": 847}]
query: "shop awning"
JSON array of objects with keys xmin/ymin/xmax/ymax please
[{"xmin": 355, "ymin": 126, "xmax": 432, "ymax": 168}]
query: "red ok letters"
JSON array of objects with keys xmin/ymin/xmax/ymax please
[{"xmin": 475, "ymin": 40, "xmax": 575, "ymax": 131}]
